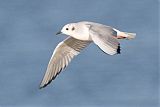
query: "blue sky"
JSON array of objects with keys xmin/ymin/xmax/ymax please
[{"xmin": 0, "ymin": 0, "xmax": 158, "ymax": 107}]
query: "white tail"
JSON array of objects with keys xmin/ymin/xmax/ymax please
[
  {"xmin": 113, "ymin": 28, "xmax": 136, "ymax": 40},
  {"xmin": 124, "ymin": 32, "xmax": 136, "ymax": 40}
]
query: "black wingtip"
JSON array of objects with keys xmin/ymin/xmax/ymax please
[
  {"xmin": 39, "ymin": 80, "xmax": 53, "ymax": 89},
  {"xmin": 117, "ymin": 44, "xmax": 121, "ymax": 54},
  {"xmin": 39, "ymin": 84, "xmax": 47, "ymax": 89},
  {"xmin": 39, "ymin": 83, "xmax": 48, "ymax": 89},
  {"xmin": 39, "ymin": 70, "xmax": 63, "ymax": 89}
]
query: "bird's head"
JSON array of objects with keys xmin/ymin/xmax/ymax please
[{"xmin": 56, "ymin": 23, "xmax": 76, "ymax": 36}]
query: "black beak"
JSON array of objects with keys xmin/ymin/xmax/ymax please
[{"xmin": 56, "ymin": 31, "xmax": 62, "ymax": 35}]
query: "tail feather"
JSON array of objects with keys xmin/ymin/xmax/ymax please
[
  {"xmin": 113, "ymin": 28, "xmax": 136, "ymax": 40},
  {"xmin": 124, "ymin": 32, "xmax": 136, "ymax": 40}
]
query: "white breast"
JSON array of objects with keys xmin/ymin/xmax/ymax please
[{"xmin": 71, "ymin": 25, "xmax": 91, "ymax": 41}]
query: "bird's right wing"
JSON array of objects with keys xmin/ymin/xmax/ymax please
[
  {"xmin": 88, "ymin": 24, "xmax": 120, "ymax": 55},
  {"xmin": 40, "ymin": 37, "xmax": 91, "ymax": 89}
]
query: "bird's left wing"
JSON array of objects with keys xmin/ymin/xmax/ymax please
[{"xmin": 40, "ymin": 37, "xmax": 91, "ymax": 89}]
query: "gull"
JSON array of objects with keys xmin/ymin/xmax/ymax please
[{"xmin": 39, "ymin": 21, "xmax": 136, "ymax": 89}]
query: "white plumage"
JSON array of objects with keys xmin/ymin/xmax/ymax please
[{"xmin": 40, "ymin": 21, "xmax": 136, "ymax": 89}]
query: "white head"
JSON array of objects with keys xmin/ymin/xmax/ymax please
[
  {"xmin": 56, "ymin": 23, "xmax": 76, "ymax": 36},
  {"xmin": 56, "ymin": 22, "xmax": 90, "ymax": 40}
]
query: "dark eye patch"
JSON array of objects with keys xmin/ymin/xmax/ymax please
[
  {"xmin": 66, "ymin": 28, "xmax": 69, "ymax": 30},
  {"xmin": 72, "ymin": 27, "xmax": 75, "ymax": 31}
]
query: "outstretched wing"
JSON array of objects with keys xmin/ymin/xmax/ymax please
[
  {"xmin": 89, "ymin": 24, "xmax": 120, "ymax": 55},
  {"xmin": 40, "ymin": 37, "xmax": 91, "ymax": 89}
]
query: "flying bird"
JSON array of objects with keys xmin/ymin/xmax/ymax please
[{"xmin": 40, "ymin": 21, "xmax": 136, "ymax": 89}]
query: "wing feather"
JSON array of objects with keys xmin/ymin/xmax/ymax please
[
  {"xmin": 40, "ymin": 37, "xmax": 91, "ymax": 89},
  {"xmin": 89, "ymin": 24, "xmax": 120, "ymax": 55}
]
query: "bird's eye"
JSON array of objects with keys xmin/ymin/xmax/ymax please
[{"xmin": 66, "ymin": 28, "xmax": 69, "ymax": 30}]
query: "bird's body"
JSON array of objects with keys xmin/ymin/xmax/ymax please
[
  {"xmin": 68, "ymin": 22, "xmax": 91, "ymax": 40},
  {"xmin": 40, "ymin": 21, "xmax": 136, "ymax": 89}
]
